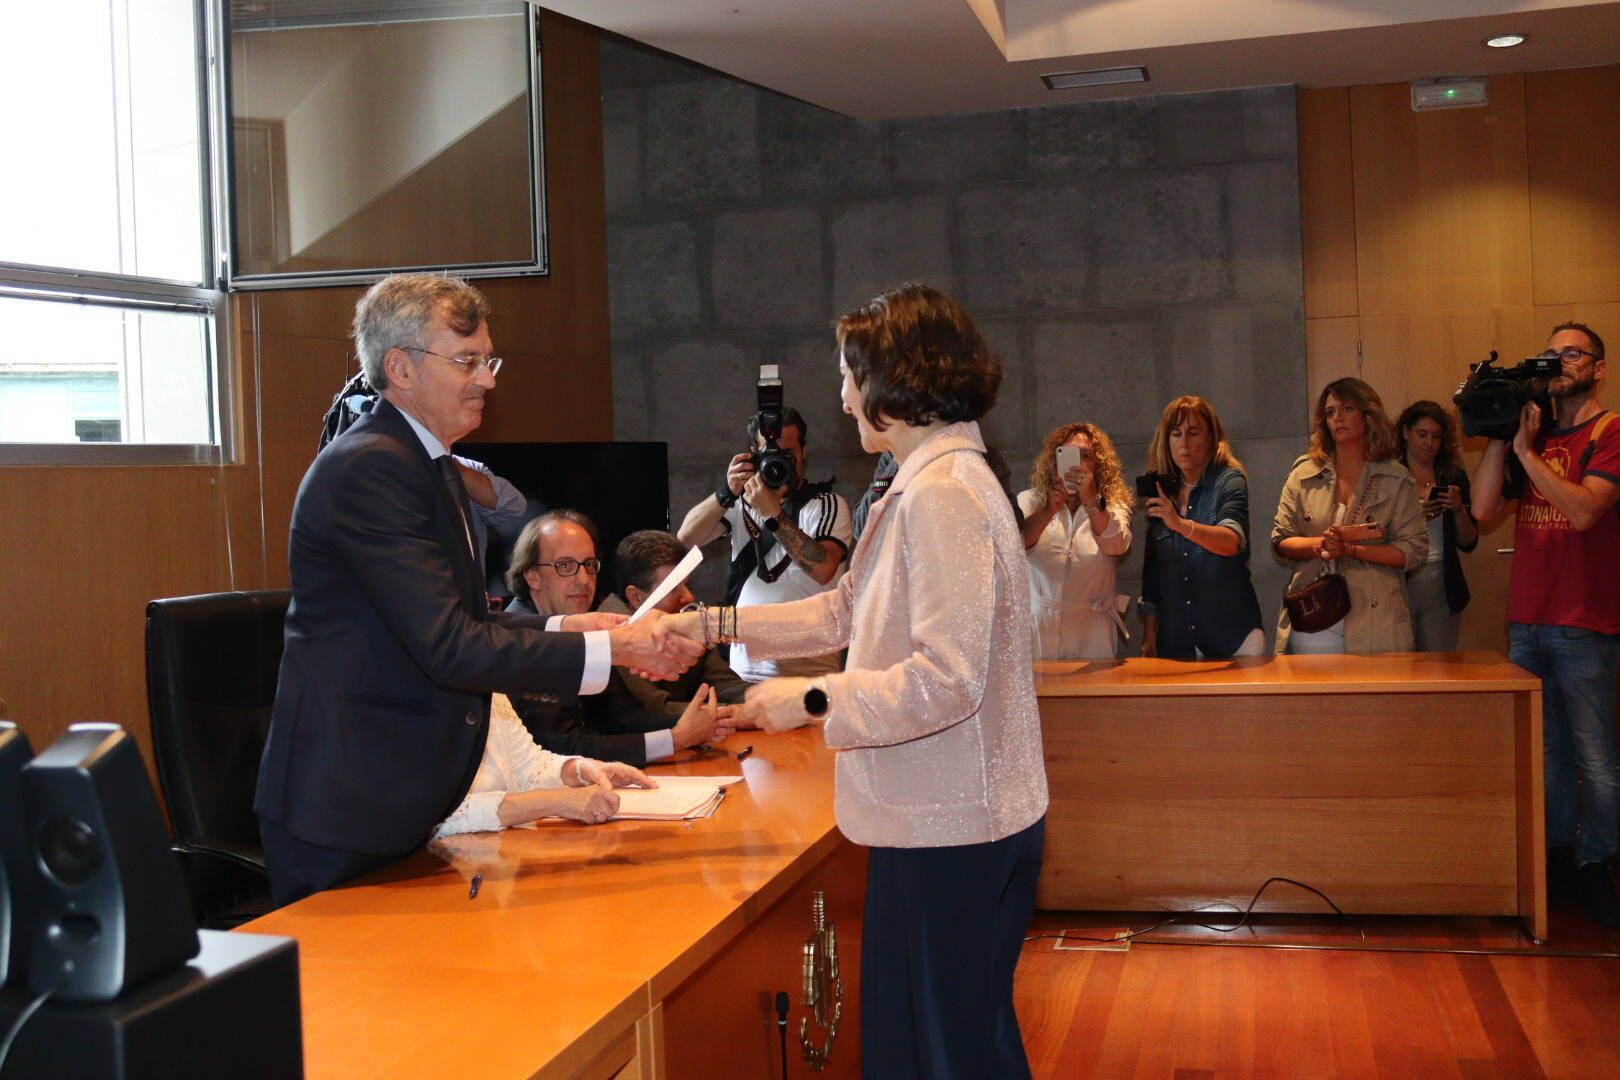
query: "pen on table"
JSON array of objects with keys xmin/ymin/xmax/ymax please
[
  {"xmin": 736, "ymin": 745, "xmax": 754, "ymax": 761},
  {"xmin": 468, "ymin": 873, "xmax": 482, "ymax": 900}
]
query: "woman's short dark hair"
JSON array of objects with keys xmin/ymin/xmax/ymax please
[{"xmin": 835, "ymin": 283, "xmax": 1000, "ymax": 432}]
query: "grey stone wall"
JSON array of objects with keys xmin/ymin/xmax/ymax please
[{"xmin": 602, "ymin": 39, "xmax": 1307, "ymax": 647}]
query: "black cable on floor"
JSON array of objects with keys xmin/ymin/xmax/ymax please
[{"xmin": 1024, "ymin": 876, "xmax": 1367, "ymax": 946}]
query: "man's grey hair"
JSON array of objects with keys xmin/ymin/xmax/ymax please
[{"xmin": 353, "ymin": 273, "xmax": 490, "ymax": 390}]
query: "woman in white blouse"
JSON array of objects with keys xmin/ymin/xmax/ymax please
[
  {"xmin": 1016, "ymin": 422, "xmax": 1135, "ymax": 659},
  {"xmin": 432, "ymin": 691, "xmax": 677, "ymax": 838}
]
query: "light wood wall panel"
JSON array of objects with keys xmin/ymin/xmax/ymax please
[
  {"xmin": 1300, "ymin": 64, "xmax": 1620, "ymax": 655},
  {"xmin": 1298, "ymin": 88, "xmax": 1358, "ymax": 319},
  {"xmin": 1303, "ymin": 315, "xmax": 1362, "ymax": 408},
  {"xmin": 0, "ymin": 10, "xmax": 611, "ymax": 779},
  {"xmin": 0, "ymin": 468, "xmax": 242, "ymax": 775},
  {"xmin": 1527, "ymin": 66, "xmax": 1620, "ymax": 306},
  {"xmin": 1355, "ymin": 308, "xmax": 1539, "ymax": 411},
  {"xmin": 1348, "ymin": 76, "xmax": 1532, "ymax": 317}
]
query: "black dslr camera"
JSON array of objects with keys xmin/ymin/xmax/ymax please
[
  {"xmin": 1453, "ymin": 349, "xmax": 1558, "ymax": 441},
  {"xmin": 1134, "ymin": 471, "xmax": 1179, "ymax": 500},
  {"xmin": 751, "ymin": 364, "xmax": 795, "ymax": 489}
]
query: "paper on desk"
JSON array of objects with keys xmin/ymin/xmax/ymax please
[
  {"xmin": 611, "ymin": 775, "xmax": 743, "ymax": 821},
  {"xmin": 626, "ymin": 545, "xmax": 703, "ymax": 624}
]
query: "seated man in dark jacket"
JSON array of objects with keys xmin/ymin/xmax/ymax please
[
  {"xmin": 505, "ymin": 511, "xmax": 731, "ymax": 765},
  {"xmin": 596, "ymin": 530, "xmax": 749, "ymax": 732}
]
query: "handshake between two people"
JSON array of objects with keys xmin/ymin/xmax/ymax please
[
  {"xmin": 565, "ymin": 608, "xmax": 825, "ymax": 737},
  {"xmin": 555, "ymin": 610, "xmax": 741, "ymax": 747},
  {"xmin": 654, "ymin": 610, "xmax": 822, "ymax": 735},
  {"xmin": 557, "ymin": 607, "xmax": 704, "ymax": 681}
]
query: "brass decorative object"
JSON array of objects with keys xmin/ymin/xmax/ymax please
[{"xmin": 798, "ymin": 889, "xmax": 842, "ymax": 1070}]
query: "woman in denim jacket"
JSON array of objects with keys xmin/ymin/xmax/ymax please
[{"xmin": 1139, "ymin": 395, "xmax": 1265, "ymax": 659}]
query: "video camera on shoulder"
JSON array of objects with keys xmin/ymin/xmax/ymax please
[
  {"xmin": 1453, "ymin": 349, "xmax": 1557, "ymax": 441},
  {"xmin": 751, "ymin": 364, "xmax": 796, "ymax": 489},
  {"xmin": 1134, "ymin": 471, "xmax": 1179, "ymax": 500}
]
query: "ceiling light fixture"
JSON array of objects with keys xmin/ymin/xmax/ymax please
[
  {"xmin": 1485, "ymin": 33, "xmax": 1526, "ymax": 48},
  {"xmin": 1042, "ymin": 66, "xmax": 1149, "ymax": 91}
]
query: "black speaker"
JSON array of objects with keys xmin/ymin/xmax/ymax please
[
  {"xmin": 21, "ymin": 723, "xmax": 200, "ymax": 1001},
  {"xmin": 0, "ymin": 721, "xmax": 35, "ymax": 986}
]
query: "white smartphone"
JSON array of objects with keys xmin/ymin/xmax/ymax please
[{"xmin": 1055, "ymin": 445, "xmax": 1083, "ymax": 491}]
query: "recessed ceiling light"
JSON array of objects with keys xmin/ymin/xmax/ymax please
[
  {"xmin": 1485, "ymin": 33, "xmax": 1526, "ymax": 48},
  {"xmin": 1041, "ymin": 66, "xmax": 1149, "ymax": 91}
]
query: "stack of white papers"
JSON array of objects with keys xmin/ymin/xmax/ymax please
[{"xmin": 611, "ymin": 775, "xmax": 743, "ymax": 821}]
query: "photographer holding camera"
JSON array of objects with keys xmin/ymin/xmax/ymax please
[
  {"xmin": 1471, "ymin": 322, "xmax": 1620, "ymax": 925},
  {"xmin": 677, "ymin": 398, "xmax": 851, "ymax": 683}
]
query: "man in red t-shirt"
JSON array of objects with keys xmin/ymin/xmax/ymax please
[{"xmin": 1475, "ymin": 322, "xmax": 1620, "ymax": 926}]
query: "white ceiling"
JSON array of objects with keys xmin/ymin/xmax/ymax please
[{"xmin": 542, "ymin": 0, "xmax": 1620, "ymax": 119}]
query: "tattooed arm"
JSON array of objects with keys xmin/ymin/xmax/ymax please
[{"xmin": 774, "ymin": 515, "xmax": 845, "ymax": 585}]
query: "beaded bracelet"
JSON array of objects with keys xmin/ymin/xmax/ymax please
[{"xmin": 693, "ymin": 602, "xmax": 740, "ymax": 646}]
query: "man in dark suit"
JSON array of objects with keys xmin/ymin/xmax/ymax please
[{"xmin": 254, "ymin": 274, "xmax": 700, "ymax": 906}]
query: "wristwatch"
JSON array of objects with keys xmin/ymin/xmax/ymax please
[
  {"xmin": 714, "ymin": 474, "xmax": 738, "ymax": 508},
  {"xmin": 803, "ymin": 680, "xmax": 829, "ymax": 718},
  {"xmin": 762, "ymin": 514, "xmax": 780, "ymax": 533}
]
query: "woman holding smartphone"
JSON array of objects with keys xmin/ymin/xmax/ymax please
[
  {"xmin": 1016, "ymin": 422, "xmax": 1135, "ymax": 659},
  {"xmin": 1396, "ymin": 400, "xmax": 1478, "ymax": 651},
  {"xmin": 1139, "ymin": 395, "xmax": 1265, "ymax": 659},
  {"xmin": 1273, "ymin": 377, "xmax": 1428, "ymax": 654}
]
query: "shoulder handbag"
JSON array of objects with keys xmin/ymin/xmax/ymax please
[{"xmin": 1283, "ymin": 564, "xmax": 1350, "ymax": 633}]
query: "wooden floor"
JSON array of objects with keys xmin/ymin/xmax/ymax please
[{"xmin": 1015, "ymin": 904, "xmax": 1620, "ymax": 1078}]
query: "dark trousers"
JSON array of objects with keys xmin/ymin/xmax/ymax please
[
  {"xmin": 259, "ymin": 816, "xmax": 402, "ymax": 908},
  {"xmin": 861, "ymin": 817, "xmax": 1045, "ymax": 1080}
]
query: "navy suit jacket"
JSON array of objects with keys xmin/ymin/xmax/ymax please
[{"xmin": 254, "ymin": 399, "xmax": 586, "ymax": 857}]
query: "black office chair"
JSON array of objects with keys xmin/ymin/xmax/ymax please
[{"xmin": 145, "ymin": 590, "xmax": 289, "ymax": 929}]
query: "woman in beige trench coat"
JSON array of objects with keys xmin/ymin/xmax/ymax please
[{"xmin": 1273, "ymin": 377, "xmax": 1428, "ymax": 654}]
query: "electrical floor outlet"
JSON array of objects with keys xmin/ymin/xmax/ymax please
[{"xmin": 1051, "ymin": 928, "xmax": 1131, "ymax": 952}]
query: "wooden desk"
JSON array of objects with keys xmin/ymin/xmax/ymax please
[
  {"xmin": 1034, "ymin": 653, "xmax": 1546, "ymax": 941},
  {"xmin": 238, "ymin": 726, "xmax": 863, "ymax": 1079}
]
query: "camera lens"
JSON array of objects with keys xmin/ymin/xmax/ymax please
[{"xmin": 759, "ymin": 454, "xmax": 791, "ymax": 488}]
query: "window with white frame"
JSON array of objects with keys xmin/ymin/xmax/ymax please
[
  {"xmin": 0, "ymin": 0, "xmax": 225, "ymax": 461},
  {"xmin": 0, "ymin": 0, "xmax": 549, "ymax": 461}
]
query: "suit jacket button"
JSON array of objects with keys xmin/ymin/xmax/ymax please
[{"xmin": 465, "ymin": 711, "xmax": 479, "ymax": 726}]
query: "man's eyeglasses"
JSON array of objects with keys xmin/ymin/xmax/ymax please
[
  {"xmin": 406, "ymin": 345, "xmax": 503, "ymax": 377},
  {"xmin": 1551, "ymin": 346, "xmax": 1598, "ymax": 364},
  {"xmin": 540, "ymin": 557, "xmax": 601, "ymax": 577}
]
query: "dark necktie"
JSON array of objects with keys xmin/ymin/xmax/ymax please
[{"xmin": 437, "ymin": 455, "xmax": 481, "ymax": 575}]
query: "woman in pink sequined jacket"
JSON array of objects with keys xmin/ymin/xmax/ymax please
[{"xmin": 672, "ymin": 283, "xmax": 1048, "ymax": 1079}]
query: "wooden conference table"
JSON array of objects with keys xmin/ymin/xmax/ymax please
[
  {"xmin": 1034, "ymin": 652, "xmax": 1547, "ymax": 941},
  {"xmin": 239, "ymin": 652, "xmax": 1544, "ymax": 1077},
  {"xmin": 238, "ymin": 724, "xmax": 864, "ymax": 1080}
]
